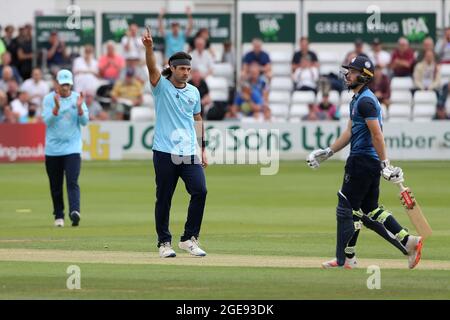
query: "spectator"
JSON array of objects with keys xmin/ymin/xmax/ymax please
[
  {"xmin": 292, "ymin": 56, "xmax": 319, "ymax": 93},
  {"xmin": 292, "ymin": 36, "xmax": 319, "ymax": 73},
  {"xmin": 0, "ymin": 37, "xmax": 5, "ymax": 65},
  {"xmin": 246, "ymin": 61, "xmax": 269, "ymax": 108},
  {"xmin": 367, "ymin": 38, "xmax": 391, "ymax": 73},
  {"xmin": 302, "ymin": 103, "xmax": 327, "ymax": 121},
  {"xmin": 227, "ymin": 81, "xmax": 270, "ymax": 120},
  {"xmin": 10, "ymin": 89, "xmax": 29, "ymax": 123},
  {"xmin": 111, "ymin": 67, "xmax": 143, "ymax": 120},
  {"xmin": 1, "ymin": 105, "xmax": 15, "ymax": 123},
  {"xmin": 0, "ymin": 90, "xmax": 8, "ymax": 122},
  {"xmin": 390, "ymin": 37, "xmax": 415, "ymax": 77},
  {"xmin": 368, "ymin": 65, "xmax": 391, "ymax": 108},
  {"xmin": 6, "ymin": 79, "xmax": 19, "ymax": 103},
  {"xmin": 21, "ymin": 68, "xmax": 50, "ymax": 109},
  {"xmin": 242, "ymin": 38, "xmax": 272, "ymax": 80},
  {"xmin": 72, "ymin": 44, "xmax": 99, "ymax": 92},
  {"xmin": 191, "ymin": 37, "xmax": 214, "ymax": 78},
  {"xmin": 98, "ymin": 41, "xmax": 125, "ymax": 83},
  {"xmin": 0, "ymin": 52, "xmax": 22, "ymax": 83},
  {"xmin": 343, "ymin": 39, "xmax": 368, "ymax": 65},
  {"xmin": 221, "ymin": 40, "xmax": 235, "ymax": 66},
  {"xmin": 437, "ymin": 27, "xmax": 450, "ymax": 64},
  {"xmin": 0, "ymin": 66, "xmax": 15, "ymax": 91},
  {"xmin": 85, "ymin": 90, "xmax": 109, "ymax": 120},
  {"xmin": 26, "ymin": 103, "xmax": 40, "ymax": 123},
  {"xmin": 46, "ymin": 30, "xmax": 68, "ymax": 74},
  {"xmin": 120, "ymin": 57, "xmax": 149, "ymax": 85},
  {"xmin": 17, "ymin": 24, "xmax": 33, "ymax": 79},
  {"xmin": 433, "ymin": 106, "xmax": 450, "ymax": 120},
  {"xmin": 2, "ymin": 25, "xmax": 15, "ymax": 49},
  {"xmin": 416, "ymin": 37, "xmax": 440, "ymax": 63},
  {"xmin": 121, "ymin": 23, "xmax": 145, "ymax": 61},
  {"xmin": 413, "ymin": 50, "xmax": 441, "ymax": 91},
  {"xmin": 317, "ymin": 93, "xmax": 338, "ymax": 120},
  {"xmin": 188, "ymin": 68, "xmax": 212, "ymax": 116},
  {"xmin": 189, "ymin": 28, "xmax": 215, "ymax": 58},
  {"xmin": 159, "ymin": 7, "xmax": 193, "ymax": 62}
]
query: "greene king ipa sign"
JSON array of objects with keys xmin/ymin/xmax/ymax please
[
  {"xmin": 242, "ymin": 13, "xmax": 296, "ymax": 43},
  {"xmin": 308, "ymin": 13, "xmax": 436, "ymax": 43}
]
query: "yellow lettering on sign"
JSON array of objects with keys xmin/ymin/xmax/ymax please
[{"xmin": 83, "ymin": 124, "xmax": 110, "ymax": 160}]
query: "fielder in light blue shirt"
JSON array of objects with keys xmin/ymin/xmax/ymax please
[
  {"xmin": 143, "ymin": 26, "xmax": 208, "ymax": 258},
  {"xmin": 42, "ymin": 69, "xmax": 88, "ymax": 228}
]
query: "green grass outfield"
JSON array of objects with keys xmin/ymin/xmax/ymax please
[{"xmin": 0, "ymin": 160, "xmax": 449, "ymax": 299}]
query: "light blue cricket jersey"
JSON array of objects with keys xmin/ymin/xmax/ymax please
[
  {"xmin": 151, "ymin": 76, "xmax": 201, "ymax": 156},
  {"xmin": 42, "ymin": 91, "xmax": 89, "ymax": 156},
  {"xmin": 165, "ymin": 31, "xmax": 186, "ymax": 59}
]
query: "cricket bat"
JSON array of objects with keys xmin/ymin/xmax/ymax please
[{"xmin": 398, "ymin": 183, "xmax": 432, "ymax": 240}]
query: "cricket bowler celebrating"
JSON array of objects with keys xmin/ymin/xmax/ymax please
[
  {"xmin": 306, "ymin": 55, "xmax": 423, "ymax": 269},
  {"xmin": 142, "ymin": 26, "xmax": 208, "ymax": 258}
]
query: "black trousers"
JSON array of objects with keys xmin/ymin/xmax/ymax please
[
  {"xmin": 153, "ymin": 150, "xmax": 207, "ymax": 245},
  {"xmin": 45, "ymin": 153, "xmax": 81, "ymax": 219}
]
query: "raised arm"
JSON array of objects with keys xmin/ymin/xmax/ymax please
[
  {"xmin": 158, "ymin": 8, "xmax": 166, "ymax": 37},
  {"xmin": 142, "ymin": 26, "xmax": 161, "ymax": 87},
  {"xmin": 185, "ymin": 6, "xmax": 193, "ymax": 37}
]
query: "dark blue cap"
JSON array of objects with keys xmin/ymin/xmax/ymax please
[{"xmin": 342, "ymin": 55, "xmax": 374, "ymax": 77}]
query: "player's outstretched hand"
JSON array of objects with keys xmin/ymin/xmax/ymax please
[
  {"xmin": 142, "ymin": 25, "xmax": 153, "ymax": 49},
  {"xmin": 381, "ymin": 160, "xmax": 404, "ymax": 184},
  {"xmin": 306, "ymin": 147, "xmax": 334, "ymax": 169}
]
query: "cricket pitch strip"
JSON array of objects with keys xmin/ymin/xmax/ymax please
[{"xmin": 0, "ymin": 248, "xmax": 449, "ymax": 270}]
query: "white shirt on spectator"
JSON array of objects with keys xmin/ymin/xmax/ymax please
[
  {"xmin": 293, "ymin": 67, "xmax": 319, "ymax": 90},
  {"xmin": 21, "ymin": 79, "xmax": 50, "ymax": 107},
  {"xmin": 368, "ymin": 50, "xmax": 391, "ymax": 69},
  {"xmin": 121, "ymin": 35, "xmax": 144, "ymax": 61},
  {"xmin": 11, "ymin": 98, "xmax": 29, "ymax": 118},
  {"xmin": 73, "ymin": 56, "xmax": 99, "ymax": 93},
  {"xmin": 191, "ymin": 50, "xmax": 214, "ymax": 78}
]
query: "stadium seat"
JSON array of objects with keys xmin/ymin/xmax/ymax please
[
  {"xmin": 390, "ymin": 77, "xmax": 414, "ymax": 91},
  {"xmin": 340, "ymin": 90, "xmax": 354, "ymax": 105},
  {"xmin": 143, "ymin": 94, "xmax": 154, "ymax": 108},
  {"xmin": 269, "ymin": 91, "xmax": 291, "ymax": 104},
  {"xmin": 338, "ymin": 105, "xmax": 350, "ymax": 119},
  {"xmin": 413, "ymin": 90, "xmax": 437, "ymax": 120},
  {"xmin": 316, "ymin": 90, "xmax": 340, "ymax": 105},
  {"xmin": 130, "ymin": 106, "xmax": 155, "ymax": 121},
  {"xmin": 210, "ymin": 89, "xmax": 228, "ymax": 102},
  {"xmin": 270, "ymin": 51, "xmax": 292, "ymax": 64},
  {"xmin": 440, "ymin": 64, "xmax": 450, "ymax": 83},
  {"xmin": 390, "ymin": 90, "xmax": 412, "ymax": 105},
  {"xmin": 212, "ymin": 63, "xmax": 234, "ymax": 85},
  {"xmin": 291, "ymin": 91, "xmax": 316, "ymax": 104},
  {"xmin": 206, "ymin": 76, "xmax": 228, "ymax": 91},
  {"xmin": 269, "ymin": 103, "xmax": 289, "ymax": 118},
  {"xmin": 272, "ymin": 63, "xmax": 291, "ymax": 76},
  {"xmin": 317, "ymin": 51, "xmax": 341, "ymax": 64},
  {"xmin": 388, "ymin": 104, "xmax": 412, "ymax": 120},
  {"xmin": 270, "ymin": 77, "xmax": 293, "ymax": 92},
  {"xmin": 319, "ymin": 64, "xmax": 340, "ymax": 76},
  {"xmin": 289, "ymin": 104, "xmax": 309, "ymax": 118}
]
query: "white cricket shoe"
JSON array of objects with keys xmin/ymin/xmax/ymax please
[
  {"xmin": 322, "ymin": 257, "xmax": 357, "ymax": 269},
  {"xmin": 406, "ymin": 235, "xmax": 423, "ymax": 269},
  {"xmin": 54, "ymin": 218, "xmax": 64, "ymax": 227},
  {"xmin": 178, "ymin": 236, "xmax": 206, "ymax": 257},
  {"xmin": 159, "ymin": 242, "xmax": 176, "ymax": 258}
]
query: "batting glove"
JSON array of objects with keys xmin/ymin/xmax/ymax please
[
  {"xmin": 306, "ymin": 147, "xmax": 334, "ymax": 169},
  {"xmin": 381, "ymin": 159, "xmax": 404, "ymax": 184}
]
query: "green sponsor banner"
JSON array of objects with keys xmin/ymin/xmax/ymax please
[
  {"xmin": 35, "ymin": 15, "xmax": 96, "ymax": 49},
  {"xmin": 102, "ymin": 13, "xmax": 230, "ymax": 49},
  {"xmin": 308, "ymin": 13, "xmax": 436, "ymax": 43},
  {"xmin": 242, "ymin": 13, "xmax": 296, "ymax": 43}
]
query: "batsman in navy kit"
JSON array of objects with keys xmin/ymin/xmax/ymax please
[{"xmin": 307, "ymin": 55, "xmax": 423, "ymax": 269}]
